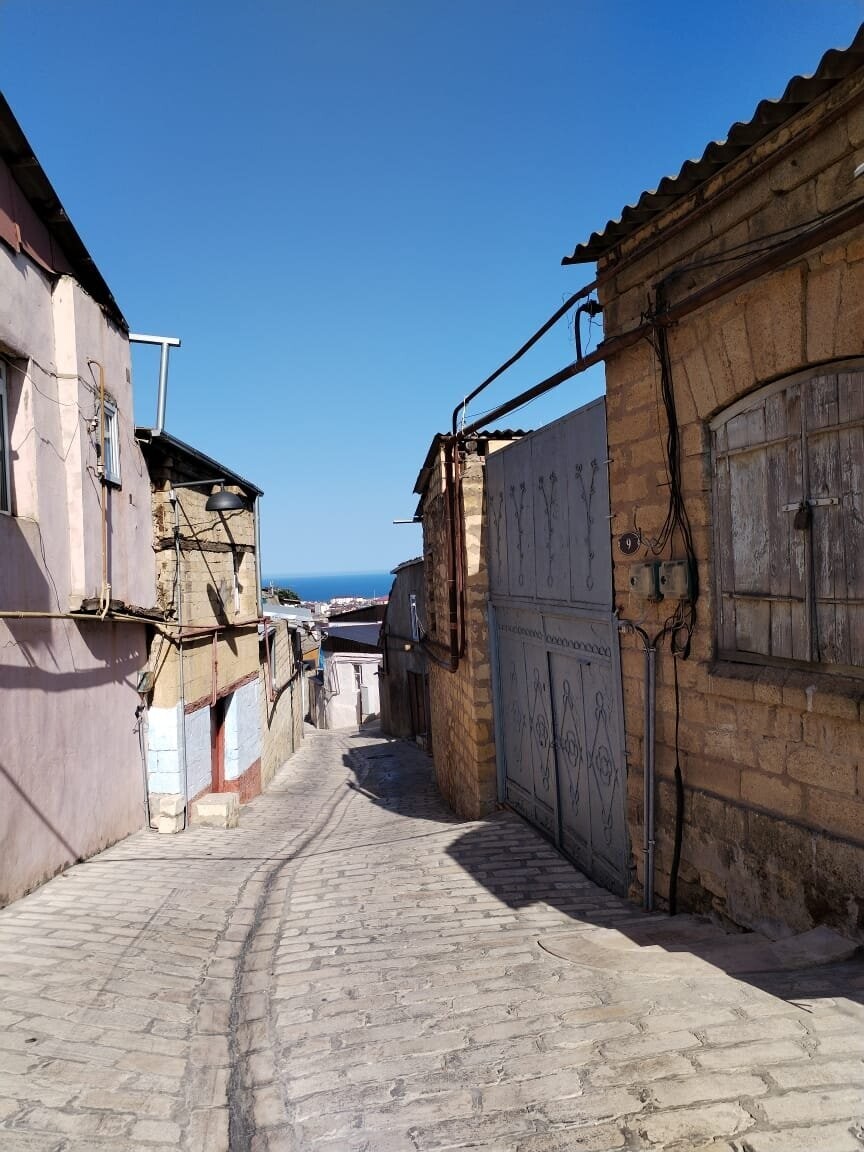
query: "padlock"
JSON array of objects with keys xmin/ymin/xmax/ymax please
[{"xmin": 794, "ymin": 502, "xmax": 812, "ymax": 530}]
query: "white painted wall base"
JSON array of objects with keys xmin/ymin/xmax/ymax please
[{"xmin": 147, "ymin": 681, "xmax": 262, "ymax": 799}]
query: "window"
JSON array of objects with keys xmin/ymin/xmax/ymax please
[
  {"xmin": 102, "ymin": 399, "xmax": 121, "ymax": 486},
  {"xmin": 711, "ymin": 363, "xmax": 864, "ymax": 673},
  {"xmin": 0, "ymin": 360, "xmax": 10, "ymax": 514},
  {"xmin": 353, "ymin": 663, "xmax": 363, "ymax": 690}
]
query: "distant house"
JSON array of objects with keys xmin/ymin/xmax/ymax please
[
  {"xmin": 379, "ymin": 558, "xmax": 431, "ymax": 750},
  {"xmin": 309, "ymin": 604, "xmax": 384, "ymax": 729},
  {"xmin": 0, "ymin": 95, "xmax": 156, "ymax": 903}
]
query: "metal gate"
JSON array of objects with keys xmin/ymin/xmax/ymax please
[{"xmin": 485, "ymin": 398, "xmax": 630, "ymax": 895}]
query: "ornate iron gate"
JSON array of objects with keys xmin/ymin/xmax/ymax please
[{"xmin": 486, "ymin": 399, "xmax": 630, "ymax": 894}]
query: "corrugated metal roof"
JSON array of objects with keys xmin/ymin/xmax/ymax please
[
  {"xmin": 413, "ymin": 430, "xmax": 528, "ymax": 497},
  {"xmin": 136, "ymin": 428, "xmax": 264, "ymax": 496},
  {"xmin": 391, "ymin": 556, "xmax": 424, "ymax": 574},
  {"xmin": 563, "ymin": 27, "xmax": 864, "ymax": 265}
]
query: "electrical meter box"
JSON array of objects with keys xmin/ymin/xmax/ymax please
[
  {"xmin": 659, "ymin": 560, "xmax": 692, "ymax": 600},
  {"xmin": 629, "ymin": 562, "xmax": 661, "ymax": 600}
]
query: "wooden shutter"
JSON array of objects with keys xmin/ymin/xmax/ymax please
[{"xmin": 711, "ymin": 365, "xmax": 864, "ymax": 673}]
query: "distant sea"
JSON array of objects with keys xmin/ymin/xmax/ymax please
[{"xmin": 263, "ymin": 572, "xmax": 394, "ymax": 602}]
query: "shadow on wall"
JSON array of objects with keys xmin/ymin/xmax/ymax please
[
  {"xmin": 0, "ymin": 761, "xmax": 83, "ymax": 867},
  {"xmin": 0, "ymin": 515, "xmax": 62, "ymax": 613},
  {"xmin": 0, "ymin": 618, "xmax": 145, "ymax": 692}
]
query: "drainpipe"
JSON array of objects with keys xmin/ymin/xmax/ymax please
[
  {"xmin": 444, "ymin": 436, "xmax": 461, "ymax": 669},
  {"xmin": 87, "ymin": 359, "xmax": 111, "ymax": 618},
  {"xmin": 170, "ymin": 488, "xmax": 190, "ymax": 829},
  {"xmin": 619, "ymin": 621, "xmax": 656, "ymax": 911},
  {"xmin": 254, "ymin": 495, "xmax": 263, "ymax": 618}
]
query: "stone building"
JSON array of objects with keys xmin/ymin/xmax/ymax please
[
  {"xmin": 309, "ymin": 605, "xmax": 384, "ymax": 730},
  {"xmin": 138, "ymin": 431, "xmax": 271, "ymax": 816},
  {"xmin": 379, "ymin": 557, "xmax": 431, "ymax": 748},
  {"xmin": 562, "ymin": 30, "xmax": 864, "ymax": 935},
  {"xmin": 413, "ymin": 432, "xmax": 520, "ymax": 818},
  {"xmin": 259, "ymin": 615, "xmax": 305, "ymax": 789}
]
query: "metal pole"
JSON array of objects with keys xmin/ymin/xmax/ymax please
[
  {"xmin": 254, "ymin": 495, "xmax": 263, "ymax": 619},
  {"xmin": 645, "ymin": 643, "xmax": 657, "ymax": 912},
  {"xmin": 171, "ymin": 489, "xmax": 190, "ymax": 829},
  {"xmin": 129, "ymin": 334, "xmax": 181, "ymax": 434}
]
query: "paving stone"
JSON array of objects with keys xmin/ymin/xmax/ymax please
[
  {"xmin": 739, "ymin": 1121, "xmax": 864, "ymax": 1151},
  {"xmin": 766, "ymin": 1057, "xmax": 864, "ymax": 1088},
  {"xmin": 635, "ymin": 1100, "xmax": 756, "ymax": 1144},
  {"xmin": 130, "ymin": 1117, "xmax": 182, "ymax": 1143},
  {"xmin": 650, "ymin": 1070, "xmax": 768, "ymax": 1107},
  {"xmin": 515, "ymin": 1128, "xmax": 627, "ymax": 1151},
  {"xmin": 757, "ymin": 1085, "xmax": 864, "ymax": 1125},
  {"xmin": 693, "ymin": 1038, "xmax": 809, "ymax": 1070}
]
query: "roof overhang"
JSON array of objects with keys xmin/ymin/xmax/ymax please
[
  {"xmin": 563, "ymin": 27, "xmax": 864, "ymax": 266},
  {"xmin": 0, "ymin": 93, "xmax": 127, "ymax": 329},
  {"xmin": 135, "ymin": 427, "xmax": 263, "ymax": 496}
]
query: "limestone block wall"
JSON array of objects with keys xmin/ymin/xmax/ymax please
[
  {"xmin": 599, "ymin": 71, "xmax": 864, "ymax": 937},
  {"xmin": 150, "ymin": 483, "xmax": 257, "ymax": 627},
  {"xmin": 259, "ymin": 621, "xmax": 304, "ymax": 789},
  {"xmin": 421, "ymin": 444, "xmax": 496, "ymax": 820}
]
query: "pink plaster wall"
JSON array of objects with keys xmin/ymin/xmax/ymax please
[{"xmin": 0, "ymin": 255, "xmax": 156, "ymax": 905}]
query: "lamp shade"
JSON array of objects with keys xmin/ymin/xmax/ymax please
[{"xmin": 205, "ymin": 486, "xmax": 245, "ymax": 512}]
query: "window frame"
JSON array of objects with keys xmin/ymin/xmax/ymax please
[
  {"xmin": 710, "ymin": 359, "xmax": 864, "ymax": 678},
  {"xmin": 102, "ymin": 397, "xmax": 121, "ymax": 487},
  {"xmin": 0, "ymin": 360, "xmax": 10, "ymax": 515}
]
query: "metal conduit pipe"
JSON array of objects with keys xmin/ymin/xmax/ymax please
[
  {"xmin": 170, "ymin": 489, "xmax": 190, "ymax": 830},
  {"xmin": 254, "ymin": 495, "xmax": 263, "ymax": 619},
  {"xmin": 451, "ymin": 278, "xmax": 598, "ymax": 435},
  {"xmin": 86, "ymin": 359, "xmax": 112, "ymax": 618},
  {"xmin": 645, "ymin": 642, "xmax": 657, "ymax": 912},
  {"xmin": 460, "ymin": 193, "xmax": 864, "ymax": 439},
  {"xmin": 619, "ymin": 621, "xmax": 657, "ymax": 911}
]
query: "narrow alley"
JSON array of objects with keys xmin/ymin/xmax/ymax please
[{"xmin": 2, "ymin": 731, "xmax": 864, "ymax": 1152}]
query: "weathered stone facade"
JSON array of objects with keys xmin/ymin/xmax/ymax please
[
  {"xmin": 379, "ymin": 557, "xmax": 433, "ymax": 750},
  {"xmin": 416, "ymin": 438, "xmax": 500, "ymax": 819},
  {"xmin": 594, "ymin": 65, "xmax": 864, "ymax": 936},
  {"xmin": 139, "ymin": 437, "xmax": 266, "ymax": 809},
  {"xmin": 259, "ymin": 619, "xmax": 305, "ymax": 790}
]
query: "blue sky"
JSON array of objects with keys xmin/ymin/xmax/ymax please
[{"xmin": 3, "ymin": 1, "xmax": 863, "ymax": 575}]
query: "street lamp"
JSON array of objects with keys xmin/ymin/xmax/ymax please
[{"xmin": 169, "ymin": 478, "xmax": 246, "ymax": 512}]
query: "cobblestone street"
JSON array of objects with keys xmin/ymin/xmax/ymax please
[{"xmin": 2, "ymin": 729, "xmax": 864, "ymax": 1151}]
